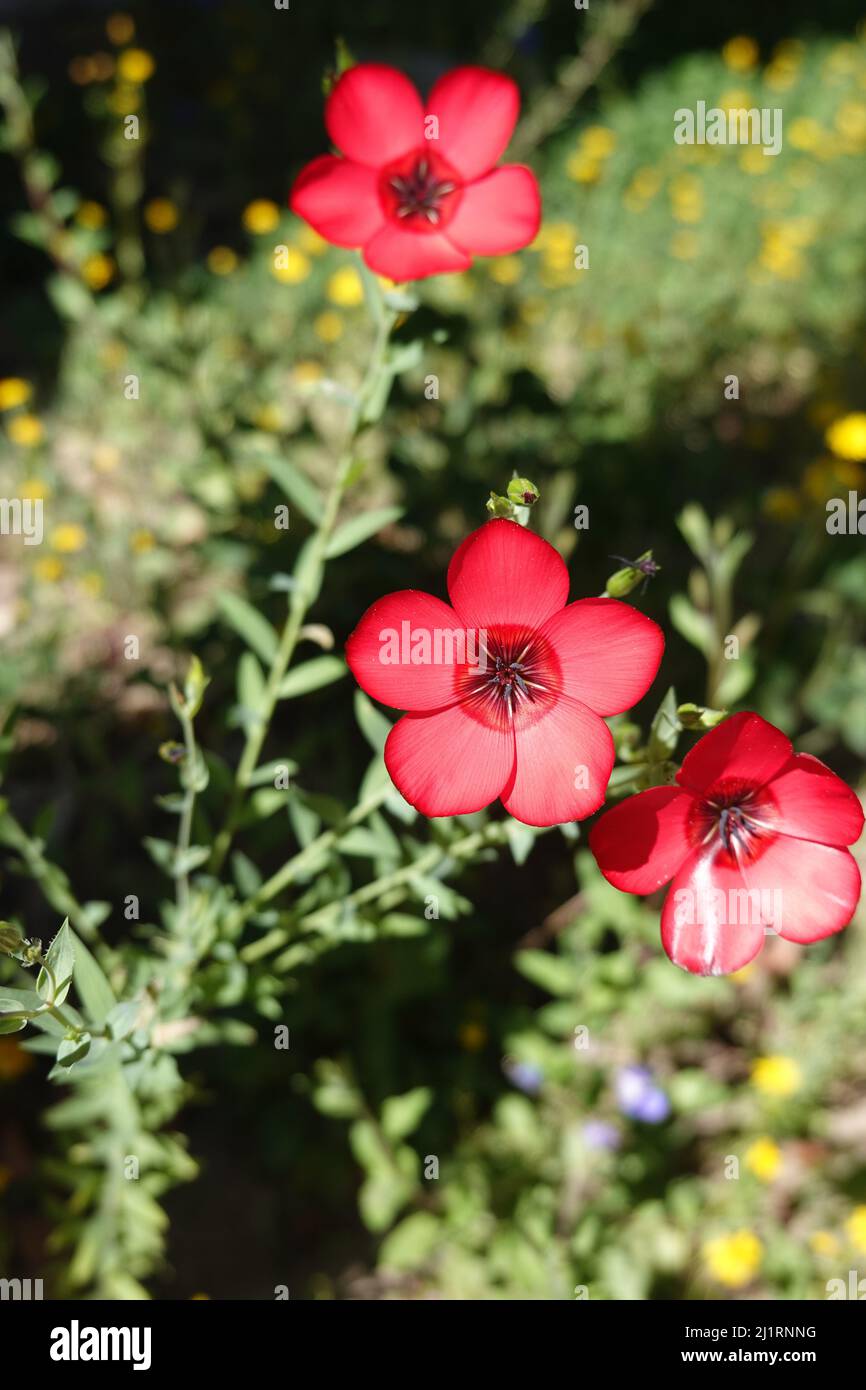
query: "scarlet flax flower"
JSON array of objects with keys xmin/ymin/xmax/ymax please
[
  {"xmin": 590, "ymin": 711, "xmax": 863, "ymax": 975},
  {"xmin": 345, "ymin": 519, "xmax": 663, "ymax": 826},
  {"xmin": 290, "ymin": 64, "xmax": 541, "ymax": 281}
]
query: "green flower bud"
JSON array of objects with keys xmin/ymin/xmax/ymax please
[
  {"xmin": 677, "ymin": 703, "xmax": 728, "ymax": 730},
  {"xmin": 183, "ymin": 654, "xmax": 210, "ymax": 719},
  {"xmin": 159, "ymin": 741, "xmax": 187, "ymax": 766},
  {"xmin": 506, "ymin": 477, "xmax": 540, "ymax": 507},
  {"xmin": 604, "ymin": 549, "xmax": 660, "ymax": 598},
  {"xmin": 486, "ymin": 491, "xmax": 514, "ymax": 519}
]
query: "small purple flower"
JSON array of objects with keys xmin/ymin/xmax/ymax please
[
  {"xmin": 582, "ymin": 1120, "xmax": 621, "ymax": 1151},
  {"xmin": 616, "ymin": 1065, "xmax": 670, "ymax": 1124},
  {"xmin": 502, "ymin": 1058, "xmax": 544, "ymax": 1095}
]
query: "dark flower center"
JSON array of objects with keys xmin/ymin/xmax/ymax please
[
  {"xmin": 380, "ymin": 150, "xmax": 462, "ymax": 232},
  {"xmin": 456, "ymin": 626, "xmax": 561, "ymax": 732},
  {"xmin": 688, "ymin": 780, "xmax": 775, "ymax": 865}
]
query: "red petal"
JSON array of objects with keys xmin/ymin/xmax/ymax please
[
  {"xmin": 289, "ymin": 155, "xmax": 383, "ymax": 247},
  {"xmin": 677, "ymin": 711, "xmax": 792, "ymax": 796},
  {"xmin": 540, "ymin": 598, "xmax": 664, "ymax": 716},
  {"xmin": 447, "ymin": 519, "xmax": 570, "ymax": 631},
  {"xmin": 757, "ymin": 753, "xmax": 865, "ymax": 847},
  {"xmin": 502, "ymin": 696, "xmax": 614, "ymax": 826},
  {"xmin": 589, "ymin": 786, "xmax": 693, "ymax": 893},
  {"xmin": 447, "ymin": 166, "xmax": 541, "ymax": 255},
  {"xmin": 739, "ymin": 835, "xmax": 861, "ymax": 944},
  {"xmin": 326, "ymin": 64, "xmax": 424, "ymax": 167},
  {"xmin": 345, "ymin": 591, "xmax": 473, "ymax": 712},
  {"xmin": 384, "ymin": 704, "xmax": 514, "ymax": 817},
  {"xmin": 362, "ymin": 225, "xmax": 471, "ymax": 280},
  {"xmin": 425, "ymin": 67, "xmax": 520, "ymax": 179},
  {"xmin": 661, "ymin": 846, "xmax": 768, "ymax": 975}
]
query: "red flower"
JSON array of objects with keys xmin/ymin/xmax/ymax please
[
  {"xmin": 345, "ymin": 519, "xmax": 663, "ymax": 826},
  {"xmin": 290, "ymin": 64, "xmax": 541, "ymax": 281},
  {"xmin": 590, "ymin": 711, "xmax": 863, "ymax": 976}
]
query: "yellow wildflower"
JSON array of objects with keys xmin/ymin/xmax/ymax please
[
  {"xmin": 117, "ymin": 48, "xmax": 154, "ymax": 84},
  {"xmin": 82, "ymin": 252, "xmax": 115, "ymax": 290},
  {"xmin": 704, "ymin": 1230, "xmax": 763, "ymax": 1287},
  {"xmin": 314, "ymin": 311, "xmax": 343, "ymax": 343},
  {"xmin": 327, "ymin": 266, "xmax": 364, "ymax": 307},
  {"xmin": 826, "ymin": 413, "xmax": 866, "ymax": 461},
  {"xmin": 144, "ymin": 198, "xmax": 179, "ymax": 233},
  {"xmin": 207, "ymin": 246, "xmax": 238, "ymax": 275},
  {"xmin": 106, "ymin": 13, "xmax": 135, "ymax": 46},
  {"xmin": 8, "ymin": 414, "xmax": 43, "ymax": 447},
  {"xmin": 242, "ymin": 199, "xmax": 281, "ymax": 235},
  {"xmin": 0, "ymin": 378, "xmax": 32, "ymax": 411},
  {"xmin": 75, "ymin": 200, "xmax": 108, "ymax": 230},
  {"xmin": 50, "ymin": 523, "xmax": 87, "ymax": 553},
  {"xmin": 745, "ymin": 1137, "xmax": 782, "ymax": 1182},
  {"xmin": 845, "ymin": 1206, "xmax": 866, "ymax": 1253},
  {"xmin": 751, "ymin": 1055, "xmax": 802, "ymax": 1097},
  {"xmin": 722, "ymin": 36, "xmax": 759, "ymax": 72},
  {"xmin": 271, "ymin": 247, "xmax": 311, "ymax": 283}
]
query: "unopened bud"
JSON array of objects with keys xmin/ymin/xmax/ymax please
[{"xmin": 677, "ymin": 703, "xmax": 728, "ymax": 730}]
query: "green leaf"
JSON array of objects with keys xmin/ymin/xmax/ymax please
[
  {"xmin": 648, "ymin": 686, "xmax": 680, "ymax": 761},
  {"xmin": 669, "ymin": 594, "xmax": 713, "ymax": 656},
  {"xmin": 325, "ymin": 506, "xmax": 403, "ymax": 559},
  {"xmin": 0, "ymin": 987, "xmax": 43, "ymax": 1013},
  {"xmin": 237, "ymin": 651, "xmax": 266, "ymax": 719},
  {"xmin": 37, "ymin": 919, "xmax": 74, "ymax": 1005},
  {"xmin": 381, "ymin": 1087, "xmax": 432, "ymax": 1143},
  {"xmin": 219, "ymin": 592, "xmax": 280, "ymax": 664},
  {"xmin": 278, "ymin": 657, "xmax": 346, "ymax": 699},
  {"xmin": 379, "ymin": 1211, "xmax": 440, "ymax": 1272},
  {"xmin": 56, "ymin": 1033, "xmax": 91, "ymax": 1067},
  {"xmin": 70, "ymin": 930, "xmax": 116, "ymax": 1027},
  {"xmin": 0, "ymin": 1016, "xmax": 27, "ymax": 1034},
  {"xmin": 263, "ymin": 456, "xmax": 324, "ymax": 526},
  {"xmin": 354, "ymin": 690, "xmax": 393, "ymax": 752},
  {"xmin": 514, "ymin": 949, "xmax": 580, "ymax": 997}
]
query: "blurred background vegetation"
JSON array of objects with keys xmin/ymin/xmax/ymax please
[{"xmin": 2, "ymin": 0, "xmax": 866, "ymax": 1299}]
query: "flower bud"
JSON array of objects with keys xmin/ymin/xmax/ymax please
[
  {"xmin": 677, "ymin": 703, "xmax": 727, "ymax": 730},
  {"xmin": 506, "ymin": 477, "xmax": 540, "ymax": 507},
  {"xmin": 604, "ymin": 550, "xmax": 660, "ymax": 598}
]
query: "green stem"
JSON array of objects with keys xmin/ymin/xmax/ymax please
[
  {"xmin": 210, "ymin": 265, "xmax": 399, "ymax": 873},
  {"xmin": 175, "ymin": 707, "xmax": 198, "ymax": 915},
  {"xmin": 241, "ymin": 819, "xmax": 509, "ymax": 964}
]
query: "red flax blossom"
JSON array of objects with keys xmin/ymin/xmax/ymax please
[
  {"xmin": 590, "ymin": 711, "xmax": 863, "ymax": 975},
  {"xmin": 290, "ymin": 64, "xmax": 541, "ymax": 281},
  {"xmin": 345, "ymin": 519, "xmax": 663, "ymax": 826}
]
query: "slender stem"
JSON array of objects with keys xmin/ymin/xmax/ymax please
[
  {"xmin": 0, "ymin": 805, "xmax": 97, "ymax": 941},
  {"xmin": 241, "ymin": 819, "xmax": 510, "ymax": 963},
  {"xmin": 211, "ymin": 266, "xmax": 398, "ymax": 873},
  {"xmin": 175, "ymin": 708, "xmax": 198, "ymax": 914}
]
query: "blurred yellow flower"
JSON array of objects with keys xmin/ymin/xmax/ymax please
[
  {"xmin": 243, "ymin": 199, "xmax": 281, "ymax": 234},
  {"xmin": 327, "ymin": 266, "xmax": 364, "ymax": 307},
  {"xmin": 131, "ymin": 528, "xmax": 156, "ymax": 554},
  {"xmin": 623, "ymin": 166, "xmax": 661, "ymax": 211},
  {"xmin": 69, "ymin": 56, "xmax": 98, "ymax": 85},
  {"xmin": 810, "ymin": 1230, "xmax": 840, "ymax": 1257},
  {"xmin": 764, "ymin": 42, "xmax": 803, "ymax": 92},
  {"xmin": 826, "ymin": 413, "xmax": 866, "ymax": 461},
  {"xmin": 21, "ymin": 478, "xmax": 49, "ymax": 501},
  {"xmin": 718, "ymin": 88, "xmax": 752, "ymax": 112},
  {"xmin": 293, "ymin": 361, "xmax": 323, "ymax": 386},
  {"xmin": 271, "ymin": 247, "xmax": 311, "ymax": 283},
  {"xmin": 314, "ymin": 311, "xmax": 344, "ymax": 343},
  {"xmin": 458, "ymin": 1021, "xmax": 487, "ymax": 1051},
  {"xmin": 581, "ymin": 125, "xmax": 617, "ymax": 159},
  {"xmin": 34, "ymin": 557, "xmax": 63, "ymax": 583},
  {"xmin": 751, "ymin": 1055, "xmax": 802, "ymax": 1097},
  {"xmin": 739, "ymin": 146, "xmax": 771, "ymax": 175},
  {"xmin": 836, "ymin": 101, "xmax": 866, "ymax": 148},
  {"xmin": 0, "ymin": 377, "xmax": 32, "ymax": 411},
  {"xmin": 76, "ymin": 200, "xmax": 108, "ymax": 230},
  {"xmin": 82, "ymin": 252, "xmax": 115, "ymax": 290},
  {"xmin": 488, "ymin": 256, "xmax": 523, "ymax": 285},
  {"xmin": 703, "ymin": 1230, "xmax": 763, "ymax": 1287},
  {"xmin": 763, "ymin": 487, "xmax": 801, "ymax": 521},
  {"xmin": 207, "ymin": 246, "xmax": 238, "ymax": 275},
  {"xmin": 117, "ymin": 48, "xmax": 154, "ymax": 84},
  {"xmin": 722, "ymin": 36, "xmax": 759, "ymax": 72},
  {"xmin": 745, "ymin": 1137, "xmax": 782, "ymax": 1181},
  {"xmin": 566, "ymin": 151, "xmax": 602, "ymax": 184},
  {"xmin": 296, "ymin": 225, "xmax": 327, "ymax": 255},
  {"xmin": 788, "ymin": 117, "xmax": 826, "ymax": 152},
  {"xmin": 144, "ymin": 198, "xmax": 179, "ymax": 233},
  {"xmin": 106, "ymin": 13, "xmax": 135, "ymax": 45},
  {"xmin": 670, "ymin": 173, "xmax": 704, "ymax": 223},
  {"xmin": 253, "ymin": 404, "xmax": 284, "ymax": 431},
  {"xmin": 845, "ymin": 1207, "xmax": 866, "ymax": 1253},
  {"xmin": 0, "ymin": 1038, "xmax": 34, "ymax": 1080},
  {"xmin": 8, "ymin": 414, "xmax": 43, "ymax": 447},
  {"xmin": 51, "ymin": 523, "xmax": 87, "ymax": 554}
]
